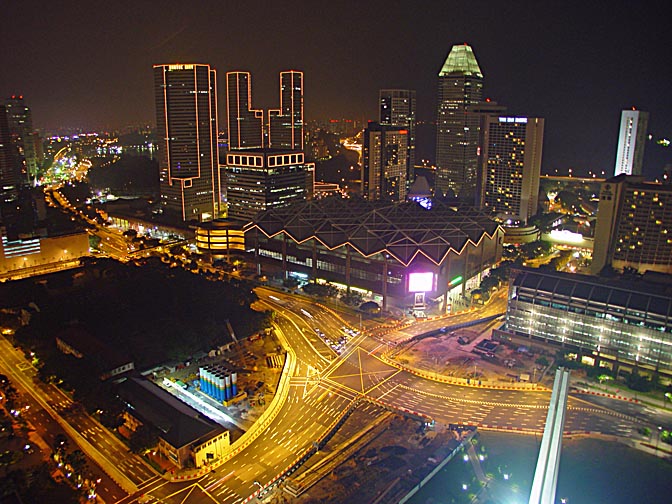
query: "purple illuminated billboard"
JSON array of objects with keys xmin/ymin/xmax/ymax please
[{"xmin": 408, "ymin": 272, "xmax": 435, "ymax": 293}]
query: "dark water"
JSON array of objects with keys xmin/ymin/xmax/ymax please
[{"xmin": 409, "ymin": 432, "xmax": 672, "ymax": 504}]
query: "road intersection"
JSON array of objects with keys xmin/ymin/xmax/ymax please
[{"xmin": 3, "ymin": 286, "xmax": 669, "ymax": 504}]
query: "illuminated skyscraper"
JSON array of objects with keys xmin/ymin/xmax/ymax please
[
  {"xmin": 480, "ymin": 116, "xmax": 544, "ymax": 223},
  {"xmin": 153, "ymin": 63, "xmax": 218, "ymax": 222},
  {"xmin": 435, "ymin": 44, "xmax": 483, "ymax": 201},
  {"xmin": 379, "ymin": 89, "xmax": 416, "ymax": 187},
  {"xmin": 268, "ymin": 71, "xmax": 304, "ymax": 150},
  {"xmin": 613, "ymin": 109, "xmax": 648, "ymax": 176},
  {"xmin": 226, "ymin": 72, "xmax": 264, "ymax": 150},
  {"xmin": 0, "ymin": 105, "xmax": 19, "ymax": 203},
  {"xmin": 4, "ymin": 95, "xmax": 38, "ymax": 183},
  {"xmin": 362, "ymin": 122, "xmax": 408, "ymax": 202}
]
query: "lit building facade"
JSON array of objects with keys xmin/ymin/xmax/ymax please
[
  {"xmin": 592, "ymin": 174, "xmax": 672, "ymax": 275},
  {"xmin": 435, "ymin": 44, "xmax": 483, "ymax": 201},
  {"xmin": 195, "ymin": 219, "xmax": 246, "ymax": 257},
  {"xmin": 362, "ymin": 123, "xmax": 408, "ymax": 202},
  {"xmin": 268, "ymin": 71, "xmax": 304, "ymax": 150},
  {"xmin": 245, "ymin": 197, "xmax": 503, "ymax": 311},
  {"xmin": 4, "ymin": 95, "xmax": 38, "ymax": 182},
  {"xmin": 480, "ymin": 116, "xmax": 544, "ymax": 223},
  {"xmin": 224, "ymin": 149, "xmax": 313, "ymax": 222},
  {"xmin": 613, "ymin": 109, "xmax": 648, "ymax": 176},
  {"xmin": 379, "ymin": 89, "xmax": 416, "ymax": 187},
  {"xmin": 226, "ymin": 71, "xmax": 264, "ymax": 150},
  {"xmin": 0, "ymin": 229, "xmax": 89, "ymax": 277},
  {"xmin": 118, "ymin": 377, "xmax": 229, "ymax": 469},
  {"xmin": 154, "ymin": 63, "xmax": 218, "ymax": 222},
  {"xmin": 505, "ymin": 267, "xmax": 672, "ymax": 376},
  {"xmin": 0, "ymin": 105, "xmax": 18, "ymax": 203}
]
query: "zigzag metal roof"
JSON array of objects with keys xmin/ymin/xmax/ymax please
[{"xmin": 245, "ymin": 197, "xmax": 501, "ymax": 267}]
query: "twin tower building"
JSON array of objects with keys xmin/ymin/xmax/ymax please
[{"xmin": 154, "ymin": 64, "xmax": 308, "ymax": 223}]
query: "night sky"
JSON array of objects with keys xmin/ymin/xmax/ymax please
[{"xmin": 2, "ymin": 0, "xmax": 670, "ymax": 175}]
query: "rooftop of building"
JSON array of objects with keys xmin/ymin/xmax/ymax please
[
  {"xmin": 604, "ymin": 173, "xmax": 672, "ymax": 191},
  {"xmin": 226, "ymin": 148, "xmax": 304, "ymax": 155},
  {"xmin": 246, "ymin": 196, "xmax": 501, "ymax": 266},
  {"xmin": 439, "ymin": 43, "xmax": 483, "ymax": 78},
  {"xmin": 196, "ymin": 219, "xmax": 247, "ymax": 230},
  {"xmin": 510, "ymin": 266, "xmax": 672, "ymax": 314},
  {"xmin": 117, "ymin": 377, "xmax": 224, "ymax": 449},
  {"xmin": 55, "ymin": 325, "xmax": 134, "ymax": 374}
]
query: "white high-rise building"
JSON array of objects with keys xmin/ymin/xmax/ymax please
[{"xmin": 614, "ymin": 109, "xmax": 648, "ymax": 176}]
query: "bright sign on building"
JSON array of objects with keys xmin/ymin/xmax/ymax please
[{"xmin": 408, "ymin": 272, "xmax": 434, "ymax": 292}]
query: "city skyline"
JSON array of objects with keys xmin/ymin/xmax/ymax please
[{"xmin": 1, "ymin": 0, "xmax": 670, "ymax": 175}]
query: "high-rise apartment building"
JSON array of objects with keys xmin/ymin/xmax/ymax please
[
  {"xmin": 435, "ymin": 44, "xmax": 483, "ymax": 202},
  {"xmin": 592, "ymin": 174, "xmax": 672, "ymax": 275},
  {"xmin": 480, "ymin": 116, "xmax": 544, "ymax": 223},
  {"xmin": 0, "ymin": 105, "xmax": 18, "ymax": 203},
  {"xmin": 153, "ymin": 63, "xmax": 218, "ymax": 222},
  {"xmin": 226, "ymin": 72, "xmax": 264, "ymax": 150},
  {"xmin": 4, "ymin": 95, "xmax": 38, "ymax": 182},
  {"xmin": 613, "ymin": 109, "xmax": 648, "ymax": 176},
  {"xmin": 379, "ymin": 89, "xmax": 416, "ymax": 187},
  {"xmin": 362, "ymin": 123, "xmax": 408, "ymax": 202},
  {"xmin": 268, "ymin": 71, "xmax": 304, "ymax": 150}
]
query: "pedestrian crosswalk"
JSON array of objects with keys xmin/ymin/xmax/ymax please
[{"xmin": 266, "ymin": 353, "xmax": 285, "ymax": 368}]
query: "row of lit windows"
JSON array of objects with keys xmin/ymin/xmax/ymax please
[{"xmin": 507, "ymin": 304, "xmax": 672, "ymax": 369}]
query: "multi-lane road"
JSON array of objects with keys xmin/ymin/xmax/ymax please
[
  {"xmin": 3, "ymin": 279, "xmax": 671, "ymax": 504},
  {"xmin": 0, "ymin": 336, "xmax": 157, "ymax": 503}
]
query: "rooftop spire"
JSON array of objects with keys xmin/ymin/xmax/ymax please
[{"xmin": 438, "ymin": 44, "xmax": 483, "ymax": 78}]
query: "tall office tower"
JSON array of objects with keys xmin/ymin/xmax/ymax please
[
  {"xmin": 592, "ymin": 174, "xmax": 672, "ymax": 275},
  {"xmin": 379, "ymin": 89, "xmax": 416, "ymax": 187},
  {"xmin": 480, "ymin": 116, "xmax": 544, "ymax": 223},
  {"xmin": 0, "ymin": 105, "xmax": 19, "ymax": 203},
  {"xmin": 435, "ymin": 43, "xmax": 483, "ymax": 201},
  {"xmin": 225, "ymin": 150, "xmax": 312, "ymax": 222},
  {"xmin": 268, "ymin": 71, "xmax": 304, "ymax": 150},
  {"xmin": 362, "ymin": 122, "xmax": 408, "ymax": 202},
  {"xmin": 153, "ymin": 63, "xmax": 218, "ymax": 222},
  {"xmin": 4, "ymin": 95, "xmax": 38, "ymax": 182},
  {"xmin": 613, "ymin": 109, "xmax": 649, "ymax": 176},
  {"xmin": 226, "ymin": 72, "xmax": 264, "ymax": 150}
]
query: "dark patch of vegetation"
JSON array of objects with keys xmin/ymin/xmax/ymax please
[
  {"xmin": 10, "ymin": 258, "xmax": 272, "ymax": 423},
  {"xmin": 380, "ymin": 445, "xmax": 407, "ymax": 455},
  {"xmin": 302, "ymin": 282, "xmax": 337, "ymax": 298},
  {"xmin": 130, "ymin": 424, "xmax": 160, "ymax": 454},
  {"xmin": 0, "ymin": 464, "xmax": 80, "ymax": 503},
  {"xmin": 88, "ymin": 154, "xmax": 159, "ymax": 196}
]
